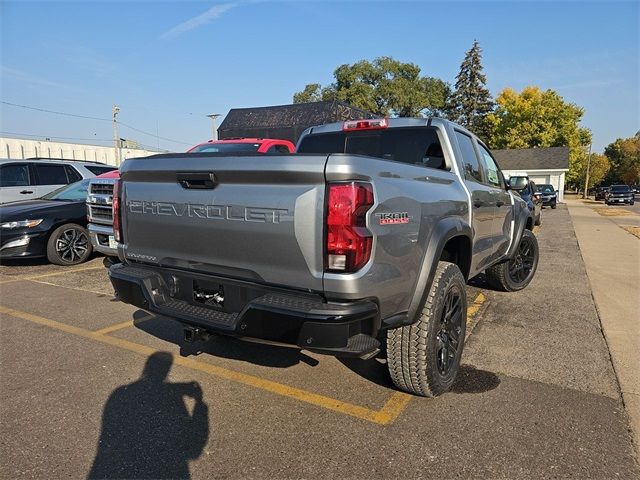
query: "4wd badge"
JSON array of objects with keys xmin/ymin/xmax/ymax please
[{"xmin": 376, "ymin": 212, "xmax": 411, "ymax": 225}]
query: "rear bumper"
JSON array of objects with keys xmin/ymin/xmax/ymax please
[
  {"xmin": 88, "ymin": 223, "xmax": 118, "ymax": 257},
  {"xmin": 109, "ymin": 263, "xmax": 381, "ymax": 358}
]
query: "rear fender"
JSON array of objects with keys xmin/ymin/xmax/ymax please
[{"xmin": 383, "ymin": 217, "xmax": 472, "ymax": 328}]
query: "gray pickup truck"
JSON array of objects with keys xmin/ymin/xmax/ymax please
[{"xmin": 109, "ymin": 118, "xmax": 538, "ymax": 396}]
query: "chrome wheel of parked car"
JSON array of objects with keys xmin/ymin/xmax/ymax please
[{"xmin": 47, "ymin": 223, "xmax": 92, "ymax": 265}]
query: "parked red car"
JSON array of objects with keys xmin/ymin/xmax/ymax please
[{"xmin": 187, "ymin": 138, "xmax": 295, "ymax": 154}]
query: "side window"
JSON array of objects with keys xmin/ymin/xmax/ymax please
[
  {"xmin": 65, "ymin": 165, "xmax": 82, "ymax": 183},
  {"xmin": 0, "ymin": 164, "xmax": 30, "ymax": 187},
  {"xmin": 85, "ymin": 165, "xmax": 117, "ymax": 175},
  {"xmin": 34, "ymin": 164, "xmax": 69, "ymax": 185},
  {"xmin": 455, "ymin": 131, "xmax": 482, "ymax": 182},
  {"xmin": 477, "ymin": 144, "xmax": 503, "ymax": 188}
]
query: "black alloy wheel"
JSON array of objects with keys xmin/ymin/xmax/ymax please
[
  {"xmin": 508, "ymin": 234, "xmax": 536, "ymax": 284},
  {"xmin": 47, "ymin": 223, "xmax": 93, "ymax": 266},
  {"xmin": 436, "ymin": 286, "xmax": 463, "ymax": 376}
]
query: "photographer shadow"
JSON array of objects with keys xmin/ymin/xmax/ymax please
[{"xmin": 88, "ymin": 352, "xmax": 209, "ymax": 480}]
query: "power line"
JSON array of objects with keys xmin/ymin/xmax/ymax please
[
  {"xmin": 0, "ymin": 131, "xmax": 166, "ymax": 152},
  {"xmin": 2, "ymin": 100, "xmax": 193, "ymax": 146},
  {"xmin": 0, "ymin": 131, "xmax": 113, "ymax": 142},
  {"xmin": 1, "ymin": 101, "xmax": 110, "ymax": 122},
  {"xmin": 117, "ymin": 121, "xmax": 192, "ymax": 146}
]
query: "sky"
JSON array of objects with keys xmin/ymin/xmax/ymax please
[{"xmin": 1, "ymin": 0, "xmax": 638, "ymax": 152}]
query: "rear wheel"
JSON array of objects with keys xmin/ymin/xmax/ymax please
[
  {"xmin": 387, "ymin": 261, "xmax": 467, "ymax": 397},
  {"xmin": 485, "ymin": 229, "xmax": 539, "ymax": 292},
  {"xmin": 46, "ymin": 224, "xmax": 92, "ymax": 266}
]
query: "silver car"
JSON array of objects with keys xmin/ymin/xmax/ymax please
[{"xmin": 0, "ymin": 158, "xmax": 116, "ymax": 204}]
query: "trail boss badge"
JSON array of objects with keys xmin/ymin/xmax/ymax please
[{"xmin": 376, "ymin": 212, "xmax": 411, "ymax": 225}]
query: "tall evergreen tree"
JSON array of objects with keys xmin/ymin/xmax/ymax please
[{"xmin": 447, "ymin": 40, "xmax": 494, "ymax": 140}]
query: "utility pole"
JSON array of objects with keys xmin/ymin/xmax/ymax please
[
  {"xmin": 207, "ymin": 113, "xmax": 221, "ymax": 141},
  {"xmin": 112, "ymin": 105, "xmax": 121, "ymax": 166},
  {"xmin": 582, "ymin": 142, "xmax": 593, "ymax": 199}
]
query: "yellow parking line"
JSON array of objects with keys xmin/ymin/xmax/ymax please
[
  {"xmin": 374, "ymin": 391, "xmax": 413, "ymax": 424},
  {"xmin": 93, "ymin": 320, "xmax": 134, "ymax": 335},
  {"xmin": 0, "ymin": 291, "xmax": 489, "ymax": 426},
  {"xmin": 0, "ymin": 305, "xmax": 399, "ymax": 425},
  {"xmin": 0, "ymin": 265, "xmax": 104, "ymax": 285},
  {"xmin": 93, "ymin": 314, "xmax": 155, "ymax": 335},
  {"xmin": 467, "ymin": 293, "xmax": 486, "ymax": 321}
]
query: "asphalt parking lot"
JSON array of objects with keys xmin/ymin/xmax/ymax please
[{"xmin": 1, "ymin": 205, "xmax": 638, "ymax": 479}]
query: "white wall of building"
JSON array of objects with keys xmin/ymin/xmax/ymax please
[
  {"xmin": 0, "ymin": 137, "xmax": 161, "ymax": 167},
  {"xmin": 503, "ymin": 169, "xmax": 567, "ymax": 202}
]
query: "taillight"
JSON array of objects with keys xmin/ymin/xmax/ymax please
[
  {"xmin": 326, "ymin": 182, "xmax": 374, "ymax": 272},
  {"xmin": 112, "ymin": 180, "xmax": 122, "ymax": 243},
  {"xmin": 343, "ymin": 118, "xmax": 387, "ymax": 131}
]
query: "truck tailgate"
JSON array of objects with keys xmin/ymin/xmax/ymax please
[{"xmin": 120, "ymin": 154, "xmax": 327, "ymax": 291}]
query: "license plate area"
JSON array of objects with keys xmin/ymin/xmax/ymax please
[{"xmin": 186, "ymin": 278, "xmax": 248, "ymax": 313}]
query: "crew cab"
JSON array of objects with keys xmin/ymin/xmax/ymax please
[
  {"xmin": 108, "ymin": 118, "xmax": 538, "ymax": 397},
  {"xmin": 86, "ymin": 138, "xmax": 296, "ymax": 258}
]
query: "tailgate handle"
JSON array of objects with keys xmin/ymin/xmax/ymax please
[{"xmin": 176, "ymin": 172, "xmax": 216, "ymax": 189}]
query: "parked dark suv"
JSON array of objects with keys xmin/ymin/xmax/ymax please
[
  {"xmin": 605, "ymin": 185, "xmax": 634, "ymax": 205},
  {"xmin": 536, "ymin": 184, "xmax": 558, "ymax": 209},
  {"xmin": 595, "ymin": 186, "xmax": 609, "ymax": 201}
]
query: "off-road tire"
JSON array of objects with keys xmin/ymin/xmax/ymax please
[
  {"xmin": 46, "ymin": 223, "xmax": 92, "ymax": 266},
  {"xmin": 387, "ymin": 261, "xmax": 467, "ymax": 397},
  {"xmin": 485, "ymin": 229, "xmax": 539, "ymax": 292}
]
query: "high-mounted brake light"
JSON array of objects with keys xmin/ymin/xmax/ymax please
[
  {"xmin": 326, "ymin": 182, "xmax": 374, "ymax": 272},
  {"xmin": 343, "ymin": 118, "xmax": 388, "ymax": 131},
  {"xmin": 112, "ymin": 179, "xmax": 122, "ymax": 243}
]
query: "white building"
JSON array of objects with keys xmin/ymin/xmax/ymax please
[
  {"xmin": 0, "ymin": 137, "xmax": 161, "ymax": 167},
  {"xmin": 493, "ymin": 146, "xmax": 570, "ymax": 202}
]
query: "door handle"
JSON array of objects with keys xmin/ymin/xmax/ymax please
[
  {"xmin": 176, "ymin": 172, "xmax": 216, "ymax": 189},
  {"xmin": 496, "ymin": 201, "xmax": 505, "ymax": 207},
  {"xmin": 20, "ymin": 190, "xmax": 34, "ymax": 194},
  {"xmin": 473, "ymin": 199, "xmax": 483, "ymax": 208}
]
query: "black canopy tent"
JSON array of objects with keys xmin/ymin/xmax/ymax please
[{"xmin": 217, "ymin": 101, "xmax": 375, "ymax": 144}]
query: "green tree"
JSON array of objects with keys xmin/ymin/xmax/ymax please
[
  {"xmin": 292, "ymin": 83, "xmax": 323, "ymax": 104},
  {"xmin": 292, "ymin": 57, "xmax": 449, "ymax": 117},
  {"xmin": 580, "ymin": 153, "xmax": 610, "ymax": 190},
  {"xmin": 446, "ymin": 40, "xmax": 494, "ymax": 140},
  {"xmin": 486, "ymin": 86, "xmax": 591, "ymax": 187},
  {"xmin": 604, "ymin": 135, "xmax": 640, "ymax": 185}
]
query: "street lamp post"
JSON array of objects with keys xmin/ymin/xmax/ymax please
[
  {"xmin": 582, "ymin": 142, "xmax": 593, "ymax": 199},
  {"xmin": 207, "ymin": 113, "xmax": 221, "ymax": 141}
]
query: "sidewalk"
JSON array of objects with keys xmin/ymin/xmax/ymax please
[{"xmin": 566, "ymin": 198, "xmax": 640, "ymax": 456}]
